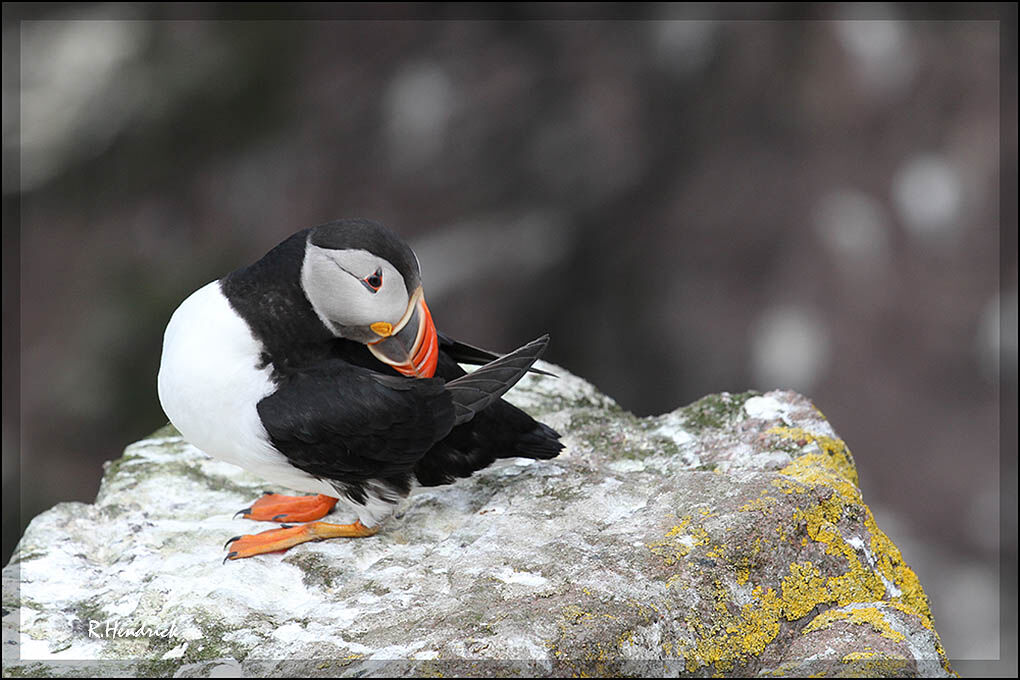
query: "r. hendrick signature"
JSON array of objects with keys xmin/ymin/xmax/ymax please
[{"xmin": 87, "ymin": 619, "xmax": 181, "ymax": 639}]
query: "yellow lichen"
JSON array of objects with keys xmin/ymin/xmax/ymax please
[
  {"xmin": 548, "ymin": 600, "xmax": 656, "ymax": 677},
  {"xmin": 713, "ymin": 580, "xmax": 731, "ymax": 615},
  {"xmin": 868, "ymin": 516, "xmax": 934, "ymax": 630},
  {"xmin": 781, "ymin": 452, "xmax": 861, "ymax": 502},
  {"xmin": 771, "ymin": 477, "xmax": 809, "ymax": 495},
  {"xmin": 803, "ymin": 606, "xmax": 906, "ymax": 642},
  {"xmin": 648, "ymin": 516, "xmax": 711, "ymax": 565},
  {"xmin": 739, "ymin": 495, "xmax": 778, "ymax": 513},
  {"xmin": 770, "ymin": 426, "xmax": 860, "ymax": 490},
  {"xmin": 781, "ymin": 562, "xmax": 828, "ymax": 620},
  {"xmin": 665, "ymin": 516, "xmax": 692, "ymax": 536},
  {"xmin": 679, "ymin": 583, "xmax": 785, "ymax": 674},
  {"xmin": 561, "ymin": 605, "xmax": 617, "ymax": 625},
  {"xmin": 770, "ymin": 427, "xmax": 950, "ymax": 672},
  {"xmin": 639, "ymin": 427, "xmax": 951, "ymax": 675},
  {"xmin": 665, "ymin": 573, "xmax": 684, "ymax": 590},
  {"xmin": 841, "ymin": 650, "xmax": 910, "ymax": 677},
  {"xmin": 736, "ymin": 587, "xmax": 783, "ymax": 657},
  {"xmin": 705, "ymin": 544, "xmax": 725, "ymax": 560},
  {"xmin": 758, "ymin": 661, "xmax": 816, "ymax": 677}
]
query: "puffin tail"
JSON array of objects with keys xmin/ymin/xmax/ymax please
[
  {"xmin": 509, "ymin": 419, "xmax": 563, "ymax": 460},
  {"xmin": 413, "ymin": 336, "xmax": 563, "ymax": 488}
]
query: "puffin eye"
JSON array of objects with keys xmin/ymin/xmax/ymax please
[{"xmin": 362, "ymin": 268, "xmax": 383, "ymax": 293}]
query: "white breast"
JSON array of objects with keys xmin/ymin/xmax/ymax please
[{"xmin": 156, "ymin": 281, "xmax": 335, "ymax": 496}]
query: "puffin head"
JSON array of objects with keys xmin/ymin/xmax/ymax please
[{"xmin": 300, "ymin": 219, "xmax": 439, "ymax": 379}]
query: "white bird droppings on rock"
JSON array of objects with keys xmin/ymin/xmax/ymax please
[{"xmin": 743, "ymin": 394, "xmax": 791, "ymax": 422}]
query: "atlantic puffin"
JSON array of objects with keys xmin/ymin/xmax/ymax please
[{"xmin": 157, "ymin": 219, "xmax": 562, "ymax": 560}]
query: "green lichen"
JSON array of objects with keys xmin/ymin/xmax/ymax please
[
  {"xmin": 2, "ymin": 663, "xmax": 70, "ymax": 678},
  {"xmin": 537, "ymin": 483, "xmax": 585, "ymax": 503},
  {"xmin": 72, "ymin": 598, "xmax": 110, "ymax": 632},
  {"xmin": 282, "ymin": 551, "xmax": 342, "ymax": 590},
  {"xmin": 570, "ymin": 408, "xmax": 678, "ymax": 462},
  {"xmin": 146, "ymin": 423, "xmax": 182, "ymax": 439},
  {"xmin": 126, "ymin": 606, "xmax": 260, "ymax": 677},
  {"xmin": 105, "ymin": 456, "xmax": 258, "ymax": 501},
  {"xmin": 680, "ymin": 391, "xmax": 760, "ymax": 433}
]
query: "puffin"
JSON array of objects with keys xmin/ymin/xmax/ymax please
[{"xmin": 157, "ymin": 219, "xmax": 562, "ymax": 560}]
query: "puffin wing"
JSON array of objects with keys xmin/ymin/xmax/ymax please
[
  {"xmin": 438, "ymin": 331, "xmax": 556, "ymax": 377},
  {"xmin": 257, "ymin": 362, "xmax": 457, "ymax": 482},
  {"xmin": 256, "ymin": 336, "xmax": 550, "ymax": 482}
]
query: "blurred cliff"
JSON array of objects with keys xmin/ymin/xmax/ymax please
[{"xmin": 3, "ymin": 4, "xmax": 1016, "ymax": 673}]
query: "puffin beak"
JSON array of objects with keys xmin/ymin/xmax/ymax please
[{"xmin": 367, "ymin": 287, "xmax": 439, "ymax": 378}]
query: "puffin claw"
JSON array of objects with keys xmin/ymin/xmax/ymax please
[
  {"xmin": 223, "ymin": 551, "xmax": 238, "ymax": 564},
  {"xmin": 224, "ymin": 535, "xmax": 242, "ymax": 550},
  {"xmin": 234, "ymin": 508, "xmax": 252, "ymax": 519},
  {"xmin": 218, "ymin": 521, "xmax": 379, "ymax": 560}
]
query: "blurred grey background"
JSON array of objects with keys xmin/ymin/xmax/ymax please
[{"xmin": 3, "ymin": 3, "xmax": 1016, "ymax": 674}]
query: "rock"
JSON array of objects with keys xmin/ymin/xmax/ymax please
[{"xmin": 3, "ymin": 364, "xmax": 953, "ymax": 677}]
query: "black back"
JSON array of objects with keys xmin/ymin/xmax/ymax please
[{"xmin": 219, "ymin": 228, "xmax": 381, "ymax": 376}]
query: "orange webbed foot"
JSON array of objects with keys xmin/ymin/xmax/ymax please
[
  {"xmin": 223, "ymin": 520, "xmax": 379, "ymax": 561},
  {"xmin": 234, "ymin": 493, "xmax": 338, "ymax": 522}
]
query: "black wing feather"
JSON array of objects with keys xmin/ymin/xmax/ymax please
[
  {"xmin": 445, "ymin": 335, "xmax": 550, "ymax": 425},
  {"xmin": 438, "ymin": 332, "xmax": 556, "ymax": 377},
  {"xmin": 257, "ymin": 361, "xmax": 456, "ymax": 482}
]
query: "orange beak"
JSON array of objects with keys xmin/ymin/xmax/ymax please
[{"xmin": 367, "ymin": 289, "xmax": 439, "ymax": 379}]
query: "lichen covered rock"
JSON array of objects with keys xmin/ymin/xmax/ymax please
[{"xmin": 2, "ymin": 365, "xmax": 953, "ymax": 677}]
